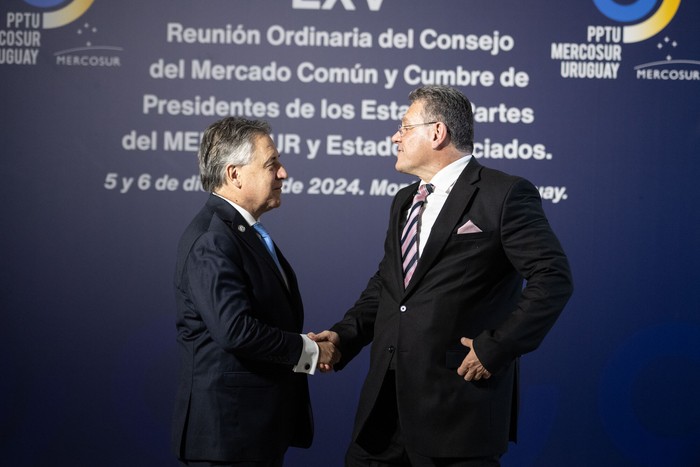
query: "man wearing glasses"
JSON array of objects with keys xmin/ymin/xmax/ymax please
[{"xmin": 311, "ymin": 85, "xmax": 573, "ymax": 466}]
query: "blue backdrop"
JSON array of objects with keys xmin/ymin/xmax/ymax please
[{"xmin": 2, "ymin": 0, "xmax": 699, "ymax": 465}]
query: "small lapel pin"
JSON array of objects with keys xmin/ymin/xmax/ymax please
[{"xmin": 238, "ymin": 225, "xmax": 246, "ymax": 232}]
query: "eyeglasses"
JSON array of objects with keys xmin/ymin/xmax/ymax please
[{"xmin": 397, "ymin": 121, "xmax": 438, "ymax": 136}]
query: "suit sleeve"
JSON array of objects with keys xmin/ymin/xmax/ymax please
[
  {"xmin": 182, "ymin": 230, "xmax": 303, "ymax": 366},
  {"xmin": 474, "ymin": 178, "xmax": 573, "ymax": 372}
]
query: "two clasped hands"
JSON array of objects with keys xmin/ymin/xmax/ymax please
[{"xmin": 309, "ymin": 331, "xmax": 491, "ymax": 381}]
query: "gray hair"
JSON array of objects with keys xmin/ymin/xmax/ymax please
[
  {"xmin": 408, "ymin": 85, "xmax": 474, "ymax": 153},
  {"xmin": 198, "ymin": 117, "xmax": 272, "ymax": 192}
]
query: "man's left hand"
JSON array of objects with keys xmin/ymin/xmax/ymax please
[{"xmin": 457, "ymin": 337, "xmax": 492, "ymax": 381}]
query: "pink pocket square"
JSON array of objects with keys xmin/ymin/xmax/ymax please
[{"xmin": 457, "ymin": 220, "xmax": 483, "ymax": 234}]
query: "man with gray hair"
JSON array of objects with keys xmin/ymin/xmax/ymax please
[{"xmin": 172, "ymin": 117, "xmax": 339, "ymax": 466}]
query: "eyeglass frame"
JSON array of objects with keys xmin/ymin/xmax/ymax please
[{"xmin": 397, "ymin": 121, "xmax": 438, "ymax": 136}]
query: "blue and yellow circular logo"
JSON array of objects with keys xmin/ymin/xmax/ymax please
[
  {"xmin": 23, "ymin": 0, "xmax": 94, "ymax": 29},
  {"xmin": 594, "ymin": 0, "xmax": 681, "ymax": 43}
]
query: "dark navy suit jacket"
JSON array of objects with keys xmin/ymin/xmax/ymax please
[{"xmin": 172, "ymin": 194, "xmax": 312, "ymax": 462}]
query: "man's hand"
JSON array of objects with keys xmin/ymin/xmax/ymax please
[
  {"xmin": 308, "ymin": 330, "xmax": 340, "ymax": 372},
  {"xmin": 457, "ymin": 337, "xmax": 492, "ymax": 381}
]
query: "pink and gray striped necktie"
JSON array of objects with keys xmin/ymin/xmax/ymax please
[{"xmin": 400, "ymin": 183, "xmax": 433, "ymax": 288}]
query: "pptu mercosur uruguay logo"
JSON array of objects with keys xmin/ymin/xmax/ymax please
[
  {"xmin": 550, "ymin": 0, "xmax": 699, "ymax": 81},
  {"xmin": 1, "ymin": 0, "xmax": 122, "ymax": 67}
]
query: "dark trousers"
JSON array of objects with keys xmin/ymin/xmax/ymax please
[
  {"xmin": 179, "ymin": 454, "xmax": 284, "ymax": 467},
  {"xmin": 345, "ymin": 371, "xmax": 500, "ymax": 467}
]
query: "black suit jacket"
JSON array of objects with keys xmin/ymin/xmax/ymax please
[
  {"xmin": 331, "ymin": 159, "xmax": 573, "ymax": 457},
  {"xmin": 172, "ymin": 194, "xmax": 312, "ymax": 462}
]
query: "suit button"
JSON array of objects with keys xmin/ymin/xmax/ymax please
[
  {"xmin": 387, "ymin": 346, "xmax": 395, "ymax": 353},
  {"xmin": 400, "ymin": 305, "xmax": 407, "ymax": 313}
]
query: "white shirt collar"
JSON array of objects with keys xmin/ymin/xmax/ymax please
[
  {"xmin": 212, "ymin": 192, "xmax": 258, "ymax": 226},
  {"xmin": 423, "ymin": 155, "xmax": 472, "ymax": 195}
]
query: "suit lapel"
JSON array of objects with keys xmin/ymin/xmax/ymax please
[
  {"xmin": 392, "ymin": 182, "xmax": 420, "ymax": 290},
  {"xmin": 403, "ymin": 159, "xmax": 482, "ymax": 295},
  {"xmin": 275, "ymin": 249, "xmax": 303, "ymax": 313},
  {"xmin": 208, "ymin": 195, "xmax": 293, "ymax": 293}
]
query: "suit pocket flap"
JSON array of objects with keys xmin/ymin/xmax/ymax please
[
  {"xmin": 451, "ymin": 231, "xmax": 493, "ymax": 241},
  {"xmin": 222, "ymin": 371, "xmax": 274, "ymax": 388}
]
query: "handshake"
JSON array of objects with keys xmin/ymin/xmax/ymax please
[{"xmin": 308, "ymin": 330, "xmax": 341, "ymax": 373}]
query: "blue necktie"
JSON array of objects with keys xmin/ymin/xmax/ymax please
[{"xmin": 253, "ymin": 223, "xmax": 286, "ymax": 282}]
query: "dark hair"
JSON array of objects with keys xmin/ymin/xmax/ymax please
[
  {"xmin": 408, "ymin": 85, "xmax": 474, "ymax": 153},
  {"xmin": 197, "ymin": 117, "xmax": 271, "ymax": 192}
]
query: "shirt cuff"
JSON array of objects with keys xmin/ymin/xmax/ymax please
[{"xmin": 293, "ymin": 334, "xmax": 319, "ymax": 375}]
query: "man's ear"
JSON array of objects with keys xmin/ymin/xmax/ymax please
[
  {"xmin": 226, "ymin": 164, "xmax": 242, "ymax": 188},
  {"xmin": 431, "ymin": 122, "xmax": 450, "ymax": 149}
]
